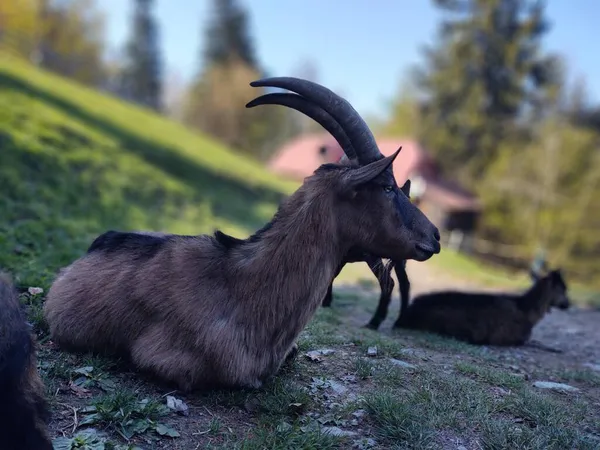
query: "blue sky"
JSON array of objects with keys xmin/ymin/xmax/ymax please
[{"xmin": 100, "ymin": 0, "xmax": 599, "ymax": 119}]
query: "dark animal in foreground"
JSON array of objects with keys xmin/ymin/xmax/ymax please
[
  {"xmin": 43, "ymin": 77, "xmax": 441, "ymax": 392},
  {"xmin": 395, "ymin": 267, "xmax": 570, "ymax": 346},
  {"xmin": 0, "ymin": 272, "xmax": 52, "ymax": 450}
]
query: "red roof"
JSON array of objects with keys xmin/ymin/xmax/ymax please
[{"xmin": 268, "ymin": 134, "xmax": 480, "ymax": 212}]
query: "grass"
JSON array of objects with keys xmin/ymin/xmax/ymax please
[{"xmin": 2, "ymin": 55, "xmax": 600, "ymax": 449}]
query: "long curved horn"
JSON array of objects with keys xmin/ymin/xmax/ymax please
[
  {"xmin": 247, "ymin": 92, "xmax": 357, "ymax": 161},
  {"xmin": 248, "ymin": 77, "xmax": 383, "ymax": 164}
]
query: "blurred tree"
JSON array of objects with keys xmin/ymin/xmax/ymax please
[
  {"xmin": 36, "ymin": 0, "xmax": 107, "ymax": 86},
  {"xmin": 414, "ymin": 0, "xmax": 561, "ymax": 183},
  {"xmin": 183, "ymin": 58, "xmax": 291, "ymax": 162},
  {"xmin": 380, "ymin": 75, "xmax": 423, "ymax": 138},
  {"xmin": 185, "ymin": 0, "xmax": 296, "ymax": 161},
  {"xmin": 0, "ymin": 0, "xmax": 38, "ymax": 60},
  {"xmin": 202, "ymin": 0, "xmax": 257, "ymax": 69},
  {"xmin": 120, "ymin": 0, "xmax": 163, "ymax": 111}
]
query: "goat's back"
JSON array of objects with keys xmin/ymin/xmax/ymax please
[
  {"xmin": 398, "ymin": 290, "xmax": 532, "ymax": 345},
  {"xmin": 45, "ymin": 231, "xmax": 229, "ymax": 354},
  {"xmin": 0, "ymin": 273, "xmax": 52, "ymax": 450}
]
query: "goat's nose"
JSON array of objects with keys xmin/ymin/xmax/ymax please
[{"xmin": 434, "ymin": 228, "xmax": 440, "ymax": 241}]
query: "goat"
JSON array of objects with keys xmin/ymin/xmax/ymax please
[
  {"xmin": 0, "ymin": 272, "xmax": 52, "ymax": 450},
  {"xmin": 394, "ymin": 267, "xmax": 570, "ymax": 346},
  {"xmin": 43, "ymin": 77, "xmax": 441, "ymax": 392}
]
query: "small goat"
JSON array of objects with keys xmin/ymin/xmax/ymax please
[
  {"xmin": 44, "ymin": 77, "xmax": 441, "ymax": 392},
  {"xmin": 395, "ymin": 267, "xmax": 570, "ymax": 346},
  {"xmin": 0, "ymin": 272, "xmax": 52, "ymax": 449}
]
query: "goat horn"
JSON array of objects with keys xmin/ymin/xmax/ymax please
[
  {"xmin": 246, "ymin": 92, "xmax": 357, "ymax": 162},
  {"xmin": 248, "ymin": 77, "xmax": 383, "ymax": 164}
]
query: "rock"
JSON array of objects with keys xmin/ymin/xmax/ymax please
[
  {"xmin": 533, "ymin": 381, "xmax": 580, "ymax": 392},
  {"xmin": 328, "ymin": 380, "xmax": 348, "ymax": 395},
  {"xmin": 27, "ymin": 287, "xmax": 43, "ymax": 295},
  {"xmin": 367, "ymin": 346, "xmax": 377, "ymax": 357},
  {"xmin": 583, "ymin": 363, "xmax": 600, "ymax": 372},
  {"xmin": 305, "ymin": 348, "xmax": 335, "ymax": 362},
  {"xmin": 166, "ymin": 395, "xmax": 189, "ymax": 416},
  {"xmin": 457, "ymin": 446, "xmax": 467, "ymax": 450},
  {"xmin": 388, "ymin": 358, "xmax": 416, "ymax": 369},
  {"xmin": 322, "ymin": 426, "xmax": 357, "ymax": 437},
  {"xmin": 352, "ymin": 409, "xmax": 366, "ymax": 419}
]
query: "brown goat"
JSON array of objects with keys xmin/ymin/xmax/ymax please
[
  {"xmin": 43, "ymin": 77, "xmax": 441, "ymax": 392},
  {"xmin": 395, "ymin": 268, "xmax": 570, "ymax": 346},
  {"xmin": 0, "ymin": 272, "xmax": 52, "ymax": 449}
]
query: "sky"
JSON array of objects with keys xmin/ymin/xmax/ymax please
[{"xmin": 99, "ymin": 0, "xmax": 600, "ymax": 120}]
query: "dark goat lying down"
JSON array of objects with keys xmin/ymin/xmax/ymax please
[
  {"xmin": 43, "ymin": 77, "xmax": 441, "ymax": 392},
  {"xmin": 0, "ymin": 272, "xmax": 52, "ymax": 450},
  {"xmin": 395, "ymin": 268, "xmax": 569, "ymax": 346}
]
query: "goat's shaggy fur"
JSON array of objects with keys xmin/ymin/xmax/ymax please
[
  {"xmin": 395, "ymin": 269, "xmax": 570, "ymax": 346},
  {"xmin": 0, "ymin": 272, "xmax": 52, "ymax": 449},
  {"xmin": 44, "ymin": 159, "xmax": 440, "ymax": 391}
]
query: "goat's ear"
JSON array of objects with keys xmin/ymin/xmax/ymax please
[
  {"xmin": 401, "ymin": 179, "xmax": 411, "ymax": 197},
  {"xmin": 344, "ymin": 148, "xmax": 400, "ymax": 188}
]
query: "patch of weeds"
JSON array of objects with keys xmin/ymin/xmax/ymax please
[
  {"xmin": 251, "ymin": 377, "xmax": 313, "ymax": 417},
  {"xmin": 351, "ymin": 332, "xmax": 406, "ymax": 358},
  {"xmin": 353, "ymin": 356, "xmax": 375, "ymax": 380},
  {"xmin": 455, "ymin": 362, "xmax": 525, "ymax": 390},
  {"xmin": 229, "ymin": 420, "xmax": 344, "ymax": 450},
  {"xmin": 373, "ymin": 362, "xmax": 413, "ymax": 387},
  {"xmin": 71, "ymin": 365, "xmax": 117, "ymax": 392},
  {"xmin": 298, "ymin": 317, "xmax": 348, "ymax": 350},
  {"xmin": 19, "ymin": 289, "xmax": 48, "ymax": 334},
  {"xmin": 555, "ymin": 368, "xmax": 600, "ymax": 387},
  {"xmin": 498, "ymin": 388, "xmax": 587, "ymax": 429},
  {"xmin": 403, "ymin": 330, "xmax": 479, "ymax": 354},
  {"xmin": 201, "ymin": 388, "xmax": 248, "ymax": 409},
  {"xmin": 363, "ymin": 392, "xmax": 434, "ymax": 449},
  {"xmin": 79, "ymin": 390, "xmax": 179, "ymax": 441},
  {"xmin": 53, "ymin": 428, "xmax": 141, "ymax": 449},
  {"xmin": 411, "ymin": 369, "xmax": 495, "ymax": 430},
  {"xmin": 481, "ymin": 419, "xmax": 599, "ymax": 450}
]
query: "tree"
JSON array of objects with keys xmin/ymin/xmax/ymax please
[
  {"xmin": 121, "ymin": 0, "xmax": 163, "ymax": 111},
  {"xmin": 0, "ymin": 0, "xmax": 106, "ymax": 87},
  {"xmin": 202, "ymin": 0, "xmax": 257, "ymax": 69},
  {"xmin": 414, "ymin": 0, "xmax": 561, "ymax": 183}
]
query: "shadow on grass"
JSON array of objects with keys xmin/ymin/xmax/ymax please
[{"xmin": 0, "ymin": 72, "xmax": 286, "ymax": 234}]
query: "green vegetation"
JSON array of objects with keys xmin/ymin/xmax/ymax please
[{"xmin": 0, "ymin": 52, "xmax": 296, "ymax": 292}]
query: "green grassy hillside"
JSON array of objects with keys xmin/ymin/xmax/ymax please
[{"xmin": 0, "ymin": 53, "xmax": 297, "ymax": 289}]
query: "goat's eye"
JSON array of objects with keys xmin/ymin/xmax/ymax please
[{"xmin": 383, "ymin": 185, "xmax": 394, "ymax": 193}]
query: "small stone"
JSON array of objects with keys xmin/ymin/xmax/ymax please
[
  {"xmin": 166, "ymin": 395, "xmax": 189, "ymax": 416},
  {"xmin": 322, "ymin": 426, "xmax": 357, "ymax": 437},
  {"xmin": 328, "ymin": 380, "xmax": 348, "ymax": 395},
  {"xmin": 583, "ymin": 363, "xmax": 600, "ymax": 372},
  {"xmin": 352, "ymin": 409, "xmax": 366, "ymax": 419},
  {"xmin": 27, "ymin": 287, "xmax": 44, "ymax": 295},
  {"xmin": 533, "ymin": 381, "xmax": 580, "ymax": 392},
  {"xmin": 350, "ymin": 419, "xmax": 359, "ymax": 426},
  {"xmin": 457, "ymin": 446, "xmax": 467, "ymax": 450},
  {"xmin": 388, "ymin": 358, "xmax": 416, "ymax": 369},
  {"xmin": 367, "ymin": 346, "xmax": 377, "ymax": 357}
]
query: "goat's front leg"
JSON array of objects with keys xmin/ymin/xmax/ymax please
[
  {"xmin": 321, "ymin": 284, "xmax": 334, "ymax": 307},
  {"xmin": 392, "ymin": 262, "xmax": 410, "ymax": 329},
  {"xmin": 321, "ymin": 262, "xmax": 346, "ymax": 308},
  {"xmin": 365, "ymin": 257, "xmax": 395, "ymax": 330}
]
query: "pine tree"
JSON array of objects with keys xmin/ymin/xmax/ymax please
[
  {"xmin": 121, "ymin": 0, "xmax": 163, "ymax": 111},
  {"xmin": 202, "ymin": 0, "xmax": 257, "ymax": 69},
  {"xmin": 414, "ymin": 0, "xmax": 560, "ymax": 182}
]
